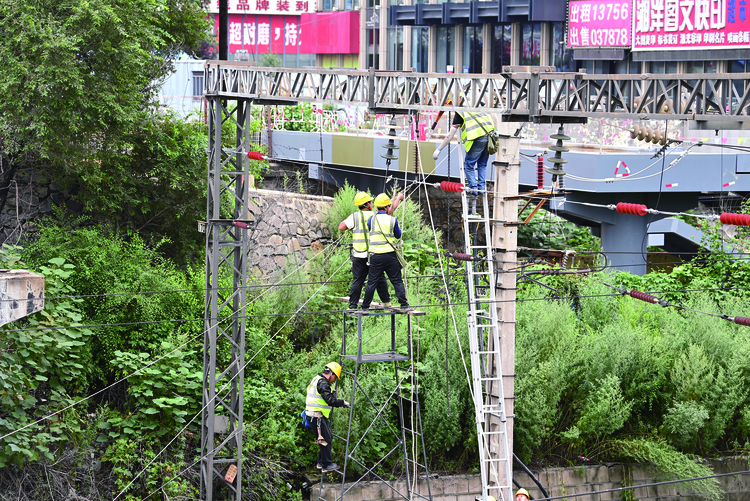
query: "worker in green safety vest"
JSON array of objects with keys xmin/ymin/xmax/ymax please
[
  {"xmin": 432, "ymin": 110, "xmax": 497, "ymax": 202},
  {"xmin": 338, "ymin": 191, "xmax": 403, "ymax": 311},
  {"xmin": 359, "ymin": 194, "xmax": 412, "ymax": 313},
  {"xmin": 304, "ymin": 362, "xmax": 349, "ymax": 472}
]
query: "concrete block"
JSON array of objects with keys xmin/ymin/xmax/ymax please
[
  {"xmin": 467, "ymin": 475, "xmax": 482, "ymax": 493},
  {"xmin": 420, "ymin": 476, "xmax": 444, "ymax": 496},
  {"xmin": 362, "ymin": 480, "xmax": 395, "ymax": 500},
  {"xmin": 585, "ymin": 466, "xmax": 609, "ymax": 485},
  {"xmin": 0, "ymin": 270, "xmax": 44, "ymax": 327},
  {"xmin": 440, "ymin": 475, "xmax": 470, "ymax": 495},
  {"xmin": 607, "ymin": 464, "xmax": 624, "ymax": 483}
]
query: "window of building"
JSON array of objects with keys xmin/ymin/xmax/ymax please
[
  {"xmin": 550, "ymin": 22, "xmax": 574, "ymax": 71},
  {"xmin": 366, "ymin": 7, "xmax": 380, "ymax": 68},
  {"xmin": 582, "ymin": 60, "xmax": 608, "ymax": 74},
  {"xmin": 730, "ymin": 60, "xmax": 750, "ymax": 72},
  {"xmin": 491, "ymin": 24, "xmax": 511, "ymax": 73},
  {"xmin": 685, "ymin": 60, "xmax": 717, "ymax": 73},
  {"xmin": 436, "ymin": 26, "xmax": 455, "ymax": 73},
  {"xmin": 612, "ymin": 53, "xmax": 641, "ymax": 74},
  {"xmin": 649, "ymin": 61, "xmax": 678, "ymax": 74},
  {"xmin": 192, "ymin": 71, "xmax": 204, "ymax": 100},
  {"xmin": 520, "ymin": 22, "xmax": 541, "ymax": 66},
  {"xmin": 463, "ymin": 26, "xmax": 483, "ymax": 73},
  {"xmin": 412, "ymin": 26, "xmax": 429, "ymax": 72},
  {"xmin": 387, "ymin": 27, "xmax": 404, "ymax": 71},
  {"xmin": 323, "ymin": 0, "xmax": 332, "ymax": 10}
]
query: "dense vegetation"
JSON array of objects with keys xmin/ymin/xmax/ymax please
[
  {"xmin": 0, "ymin": 176, "xmax": 749, "ymax": 499},
  {"xmin": 2, "ymin": 2, "xmax": 750, "ymax": 497}
]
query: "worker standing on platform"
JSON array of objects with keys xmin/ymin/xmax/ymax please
[
  {"xmin": 432, "ymin": 111, "xmax": 496, "ymax": 205},
  {"xmin": 305, "ymin": 362, "xmax": 350, "ymax": 473},
  {"xmin": 338, "ymin": 191, "xmax": 403, "ymax": 311},
  {"xmin": 359, "ymin": 194, "xmax": 412, "ymax": 313}
]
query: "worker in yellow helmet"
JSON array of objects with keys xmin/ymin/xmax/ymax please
[
  {"xmin": 359, "ymin": 193, "xmax": 411, "ymax": 313},
  {"xmin": 338, "ymin": 191, "xmax": 403, "ymax": 311},
  {"xmin": 516, "ymin": 488, "xmax": 530, "ymax": 501},
  {"xmin": 305, "ymin": 362, "xmax": 350, "ymax": 472}
]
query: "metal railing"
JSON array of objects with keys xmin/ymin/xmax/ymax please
[{"xmin": 205, "ymin": 62, "xmax": 750, "ymax": 122}]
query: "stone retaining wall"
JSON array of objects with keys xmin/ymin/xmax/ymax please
[
  {"xmin": 312, "ymin": 457, "xmax": 750, "ymax": 501},
  {"xmin": 246, "ymin": 189, "xmax": 333, "ymax": 280}
]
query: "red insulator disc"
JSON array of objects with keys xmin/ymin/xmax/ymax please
[
  {"xmin": 449, "ymin": 252, "xmax": 474, "ymax": 261},
  {"xmin": 720, "ymin": 212, "xmax": 750, "ymax": 226},
  {"xmin": 616, "ymin": 202, "xmax": 648, "ymax": 216},
  {"xmin": 734, "ymin": 316, "xmax": 750, "ymax": 327},
  {"xmin": 629, "ymin": 290, "xmax": 658, "ymax": 303},
  {"xmin": 234, "ymin": 221, "xmax": 249, "ymax": 229},
  {"xmin": 247, "ymin": 151, "xmax": 267, "ymax": 161},
  {"xmin": 440, "ymin": 181, "xmax": 465, "ymax": 193}
]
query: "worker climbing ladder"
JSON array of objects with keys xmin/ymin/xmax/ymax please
[
  {"xmin": 456, "ymin": 123, "xmax": 519, "ymax": 501},
  {"xmin": 314, "ymin": 304, "xmax": 432, "ymax": 501}
]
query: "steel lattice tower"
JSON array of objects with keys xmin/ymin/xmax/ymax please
[{"xmin": 201, "ymin": 93, "xmax": 255, "ymax": 501}]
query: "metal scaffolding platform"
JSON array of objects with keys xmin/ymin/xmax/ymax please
[{"xmin": 315, "ymin": 309, "xmax": 432, "ymax": 501}]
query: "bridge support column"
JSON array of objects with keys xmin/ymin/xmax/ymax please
[{"xmin": 600, "ymin": 213, "xmax": 649, "ymax": 276}]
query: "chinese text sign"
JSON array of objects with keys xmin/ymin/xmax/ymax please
[
  {"xmin": 633, "ymin": 0, "xmax": 750, "ymax": 50},
  {"xmin": 568, "ymin": 0, "xmax": 632, "ymax": 48}
]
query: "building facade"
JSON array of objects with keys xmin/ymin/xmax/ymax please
[{"xmin": 206, "ymin": 0, "xmax": 750, "ymax": 73}]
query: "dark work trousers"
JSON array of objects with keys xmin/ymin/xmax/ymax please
[
  {"xmin": 349, "ymin": 256, "xmax": 390, "ymax": 308},
  {"xmin": 361, "ymin": 252, "xmax": 408, "ymax": 308},
  {"xmin": 309, "ymin": 415, "xmax": 333, "ymax": 466}
]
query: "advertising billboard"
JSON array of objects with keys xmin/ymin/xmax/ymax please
[
  {"xmin": 567, "ymin": 0, "xmax": 633, "ymax": 48},
  {"xmin": 633, "ymin": 0, "xmax": 750, "ymax": 51},
  {"xmin": 216, "ymin": 11, "xmax": 359, "ymax": 54},
  {"xmin": 208, "ymin": 0, "xmax": 314, "ymax": 16}
]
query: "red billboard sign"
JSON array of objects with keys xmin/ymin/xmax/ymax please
[
  {"xmin": 215, "ymin": 12, "xmax": 359, "ymax": 55},
  {"xmin": 633, "ymin": 0, "xmax": 750, "ymax": 51},
  {"xmin": 567, "ymin": 0, "xmax": 633, "ymax": 48},
  {"xmin": 216, "ymin": 14, "xmax": 306, "ymax": 54}
]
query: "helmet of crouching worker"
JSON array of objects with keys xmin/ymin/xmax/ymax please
[
  {"xmin": 374, "ymin": 194, "xmax": 392, "ymax": 208},
  {"xmin": 324, "ymin": 362, "xmax": 342, "ymax": 380}
]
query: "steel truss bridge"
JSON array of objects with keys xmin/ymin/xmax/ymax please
[{"xmin": 205, "ymin": 62, "xmax": 750, "ymax": 127}]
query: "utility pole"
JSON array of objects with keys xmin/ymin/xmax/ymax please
[{"xmin": 489, "ymin": 122, "xmax": 520, "ymax": 499}]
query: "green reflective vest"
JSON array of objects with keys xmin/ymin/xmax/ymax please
[
  {"xmin": 460, "ymin": 112, "xmax": 495, "ymax": 152},
  {"xmin": 352, "ymin": 210, "xmax": 375, "ymax": 253},
  {"xmin": 306, "ymin": 375, "xmax": 333, "ymax": 418},
  {"xmin": 368, "ymin": 213, "xmax": 397, "ymax": 254}
]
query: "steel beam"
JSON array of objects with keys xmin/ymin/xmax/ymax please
[{"xmin": 205, "ymin": 63, "xmax": 750, "ymax": 124}]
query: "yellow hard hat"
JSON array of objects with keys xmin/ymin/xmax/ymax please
[
  {"xmin": 354, "ymin": 192, "xmax": 373, "ymax": 207},
  {"xmin": 325, "ymin": 362, "xmax": 342, "ymax": 379},
  {"xmin": 487, "ymin": 497, "xmax": 496, "ymax": 501},
  {"xmin": 516, "ymin": 488, "xmax": 530, "ymax": 500},
  {"xmin": 374, "ymin": 193, "xmax": 392, "ymax": 208}
]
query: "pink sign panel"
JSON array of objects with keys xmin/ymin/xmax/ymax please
[
  {"xmin": 567, "ymin": 0, "xmax": 633, "ymax": 48},
  {"xmin": 633, "ymin": 0, "xmax": 750, "ymax": 51},
  {"xmin": 216, "ymin": 14, "xmax": 310, "ymax": 54}
]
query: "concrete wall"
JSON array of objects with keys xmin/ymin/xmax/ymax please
[
  {"xmin": 247, "ymin": 189, "xmax": 333, "ymax": 280},
  {"xmin": 312, "ymin": 457, "xmax": 750, "ymax": 501}
]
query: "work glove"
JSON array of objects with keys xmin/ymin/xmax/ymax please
[
  {"xmin": 343, "ymin": 401, "xmax": 351, "ymax": 408},
  {"xmin": 432, "ymin": 147, "xmax": 441, "ymax": 161}
]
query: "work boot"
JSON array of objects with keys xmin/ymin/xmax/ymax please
[
  {"xmin": 381, "ymin": 302, "xmax": 392, "ymax": 308},
  {"xmin": 357, "ymin": 307, "xmax": 369, "ymax": 315},
  {"xmin": 321, "ymin": 463, "xmax": 340, "ymax": 473},
  {"xmin": 316, "ymin": 463, "xmax": 323, "ymax": 470}
]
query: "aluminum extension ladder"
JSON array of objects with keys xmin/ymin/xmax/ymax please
[{"xmin": 458, "ymin": 156, "xmax": 513, "ymax": 501}]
